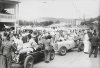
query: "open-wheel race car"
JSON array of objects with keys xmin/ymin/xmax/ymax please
[{"xmin": 11, "ymin": 43, "xmax": 55, "ymax": 68}]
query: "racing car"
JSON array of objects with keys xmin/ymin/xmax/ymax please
[
  {"xmin": 11, "ymin": 43, "xmax": 55, "ymax": 68},
  {"xmin": 53, "ymin": 36, "xmax": 76, "ymax": 56}
]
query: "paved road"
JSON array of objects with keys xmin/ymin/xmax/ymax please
[{"xmin": 11, "ymin": 49, "xmax": 100, "ymax": 68}]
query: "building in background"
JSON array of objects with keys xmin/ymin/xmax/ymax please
[{"xmin": 0, "ymin": 0, "xmax": 20, "ymax": 31}]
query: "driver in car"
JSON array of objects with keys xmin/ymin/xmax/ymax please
[
  {"xmin": 29, "ymin": 36, "xmax": 38, "ymax": 50},
  {"xmin": 19, "ymin": 34, "xmax": 38, "ymax": 54}
]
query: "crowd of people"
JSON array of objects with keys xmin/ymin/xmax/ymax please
[{"xmin": 0, "ymin": 26, "xmax": 100, "ymax": 68}]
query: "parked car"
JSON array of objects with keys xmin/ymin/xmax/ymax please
[{"xmin": 53, "ymin": 37, "xmax": 76, "ymax": 56}]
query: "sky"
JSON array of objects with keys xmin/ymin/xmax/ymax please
[{"xmin": 19, "ymin": 0, "xmax": 100, "ymax": 21}]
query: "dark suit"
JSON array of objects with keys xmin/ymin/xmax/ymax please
[
  {"xmin": 22, "ymin": 36, "xmax": 28, "ymax": 43},
  {"xmin": 89, "ymin": 35, "xmax": 99, "ymax": 57}
]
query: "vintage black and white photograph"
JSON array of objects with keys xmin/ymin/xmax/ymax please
[{"xmin": 0, "ymin": 0, "xmax": 100, "ymax": 68}]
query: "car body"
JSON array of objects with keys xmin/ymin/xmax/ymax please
[
  {"xmin": 53, "ymin": 37, "xmax": 76, "ymax": 56},
  {"xmin": 11, "ymin": 43, "xmax": 55, "ymax": 68}
]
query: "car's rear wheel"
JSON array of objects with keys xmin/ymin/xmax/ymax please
[
  {"xmin": 59, "ymin": 46, "xmax": 67, "ymax": 56},
  {"xmin": 50, "ymin": 49, "xmax": 55, "ymax": 60},
  {"xmin": 24, "ymin": 55, "xmax": 34, "ymax": 68}
]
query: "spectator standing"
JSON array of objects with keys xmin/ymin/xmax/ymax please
[
  {"xmin": 2, "ymin": 36, "xmax": 16, "ymax": 68},
  {"xmin": 43, "ymin": 33, "xmax": 52, "ymax": 63},
  {"xmin": 89, "ymin": 33, "xmax": 99, "ymax": 58},
  {"xmin": 0, "ymin": 34, "xmax": 6, "ymax": 68}
]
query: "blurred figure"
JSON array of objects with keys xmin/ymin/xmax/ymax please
[
  {"xmin": 77, "ymin": 31, "xmax": 84, "ymax": 52},
  {"xmin": 43, "ymin": 33, "xmax": 52, "ymax": 63},
  {"xmin": 2, "ymin": 35, "xmax": 16, "ymax": 68},
  {"xmin": 0, "ymin": 34, "xmax": 2, "ymax": 54},
  {"xmin": 89, "ymin": 33, "xmax": 99, "ymax": 58},
  {"xmin": 29, "ymin": 36, "xmax": 38, "ymax": 50},
  {"xmin": 22, "ymin": 35, "xmax": 28, "ymax": 43},
  {"xmin": 83, "ymin": 31, "xmax": 91, "ymax": 54}
]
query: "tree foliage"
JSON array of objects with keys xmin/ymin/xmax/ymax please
[
  {"xmin": 19, "ymin": 20, "xmax": 54, "ymax": 26},
  {"xmin": 39, "ymin": 21, "xmax": 54, "ymax": 26},
  {"xmin": 81, "ymin": 16, "xmax": 100, "ymax": 28}
]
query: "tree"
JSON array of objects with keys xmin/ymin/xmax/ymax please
[{"xmin": 39, "ymin": 21, "xmax": 54, "ymax": 26}]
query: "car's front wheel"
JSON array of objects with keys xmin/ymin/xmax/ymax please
[
  {"xmin": 59, "ymin": 46, "xmax": 67, "ymax": 56},
  {"xmin": 24, "ymin": 55, "xmax": 34, "ymax": 68}
]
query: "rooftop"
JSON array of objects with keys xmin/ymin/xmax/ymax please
[{"xmin": 0, "ymin": 0, "xmax": 20, "ymax": 8}]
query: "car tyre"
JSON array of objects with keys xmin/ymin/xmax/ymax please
[
  {"xmin": 24, "ymin": 55, "xmax": 34, "ymax": 68},
  {"xmin": 59, "ymin": 46, "xmax": 67, "ymax": 56}
]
